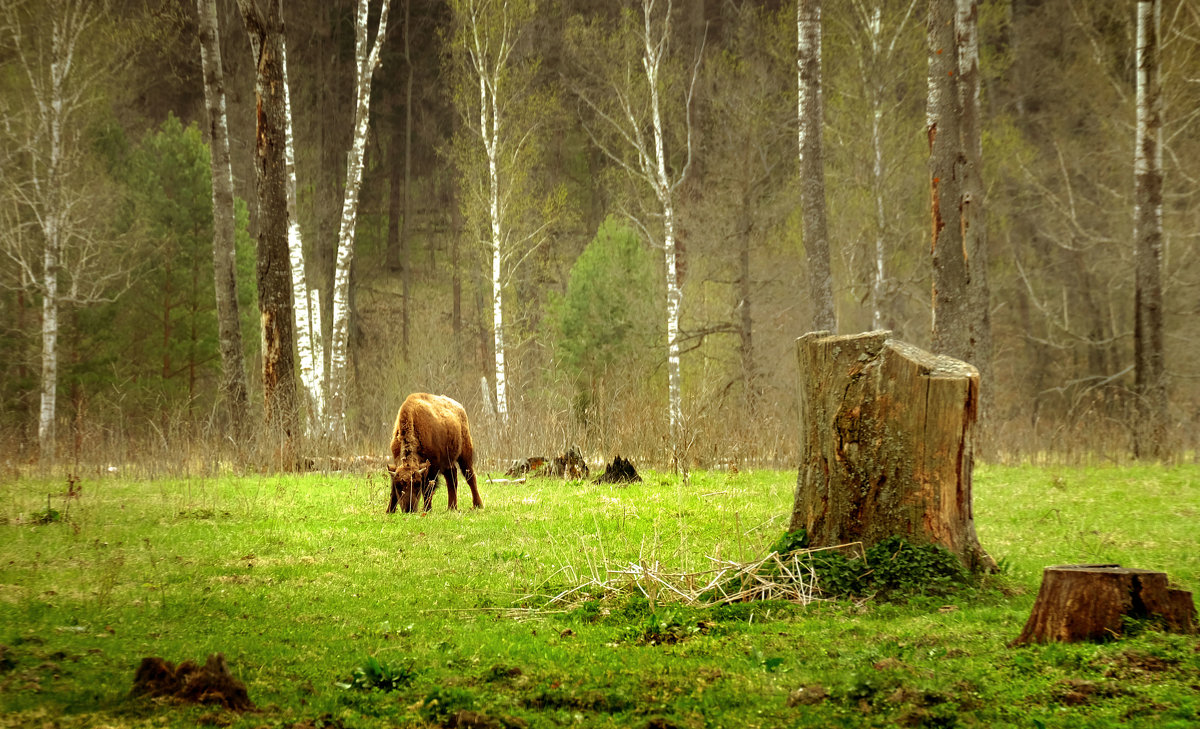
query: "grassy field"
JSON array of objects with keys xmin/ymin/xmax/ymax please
[{"xmin": 1, "ymin": 463, "xmax": 1197, "ymax": 728}]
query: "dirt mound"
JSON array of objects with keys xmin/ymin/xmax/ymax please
[
  {"xmin": 131, "ymin": 653, "xmax": 253, "ymax": 711},
  {"xmin": 594, "ymin": 456, "xmax": 641, "ymax": 484}
]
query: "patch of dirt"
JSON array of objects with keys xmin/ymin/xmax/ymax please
[
  {"xmin": 442, "ymin": 710, "xmax": 527, "ymax": 729},
  {"xmin": 131, "ymin": 653, "xmax": 253, "ymax": 711},
  {"xmin": 1050, "ymin": 678, "xmax": 1124, "ymax": 706},
  {"xmin": 290, "ymin": 713, "xmax": 348, "ymax": 729},
  {"xmin": 1099, "ymin": 650, "xmax": 1181, "ymax": 679},
  {"xmin": 787, "ymin": 685, "xmax": 828, "ymax": 706}
]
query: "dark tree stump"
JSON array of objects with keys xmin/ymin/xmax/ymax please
[
  {"xmin": 791, "ymin": 331, "xmax": 993, "ymax": 571},
  {"xmin": 1011, "ymin": 565, "xmax": 1197, "ymax": 645}
]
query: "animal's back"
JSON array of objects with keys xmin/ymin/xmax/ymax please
[{"xmin": 390, "ymin": 393, "xmax": 472, "ymax": 467}]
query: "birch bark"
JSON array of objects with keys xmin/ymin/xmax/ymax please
[
  {"xmin": 197, "ymin": 0, "xmax": 251, "ymax": 437},
  {"xmin": 328, "ymin": 0, "xmax": 391, "ymax": 437},
  {"xmin": 569, "ymin": 0, "xmax": 698, "ymax": 441},
  {"xmin": 1134, "ymin": 0, "xmax": 1166, "ymax": 458},
  {"xmin": 0, "ymin": 0, "xmax": 122, "ymax": 462},
  {"xmin": 455, "ymin": 0, "xmax": 531, "ymax": 423},
  {"xmin": 280, "ymin": 42, "xmax": 325, "ymax": 434},
  {"xmin": 797, "ymin": 0, "xmax": 836, "ymax": 333},
  {"xmin": 643, "ymin": 0, "xmax": 686, "ymax": 437}
]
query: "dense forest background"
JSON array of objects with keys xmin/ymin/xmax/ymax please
[{"xmin": 2, "ymin": 0, "xmax": 1198, "ymax": 471}]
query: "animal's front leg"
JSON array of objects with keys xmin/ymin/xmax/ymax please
[{"xmin": 422, "ymin": 470, "xmax": 441, "ymax": 512}]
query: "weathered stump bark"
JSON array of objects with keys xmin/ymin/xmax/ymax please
[
  {"xmin": 791, "ymin": 330, "xmax": 993, "ymax": 571},
  {"xmin": 1011, "ymin": 565, "xmax": 1197, "ymax": 646}
]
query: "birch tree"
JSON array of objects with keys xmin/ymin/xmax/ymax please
[
  {"xmin": 327, "ymin": 0, "xmax": 391, "ymax": 437},
  {"xmin": 196, "ymin": 0, "xmax": 251, "ymax": 437},
  {"xmin": 235, "ymin": 0, "xmax": 300, "ymax": 443},
  {"xmin": 569, "ymin": 0, "xmax": 700, "ymax": 440},
  {"xmin": 842, "ymin": 0, "xmax": 920, "ymax": 330},
  {"xmin": 281, "ymin": 41, "xmax": 324, "ymax": 435},
  {"xmin": 1133, "ymin": 0, "xmax": 1166, "ymax": 457},
  {"xmin": 0, "ymin": 0, "xmax": 130, "ymax": 462},
  {"xmin": 797, "ymin": 0, "xmax": 836, "ymax": 333},
  {"xmin": 450, "ymin": 0, "xmax": 556, "ymax": 423}
]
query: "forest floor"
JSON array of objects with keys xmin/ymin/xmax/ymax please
[{"xmin": 0, "ymin": 463, "xmax": 1197, "ymax": 728}]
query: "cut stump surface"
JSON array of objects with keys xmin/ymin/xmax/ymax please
[{"xmin": 1012, "ymin": 564, "xmax": 1197, "ymax": 646}]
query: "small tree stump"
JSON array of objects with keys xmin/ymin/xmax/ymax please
[
  {"xmin": 1011, "ymin": 565, "xmax": 1197, "ymax": 646},
  {"xmin": 791, "ymin": 331, "xmax": 993, "ymax": 571}
]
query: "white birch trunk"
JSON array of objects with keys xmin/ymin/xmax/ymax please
[
  {"xmin": 328, "ymin": 0, "xmax": 391, "ymax": 436},
  {"xmin": 484, "ymin": 69, "xmax": 508, "ymax": 421},
  {"xmin": 797, "ymin": 0, "xmax": 836, "ymax": 333},
  {"xmin": 462, "ymin": 0, "xmax": 514, "ymax": 422},
  {"xmin": 35, "ymin": 6, "xmax": 73, "ymax": 462},
  {"xmin": 641, "ymin": 0, "xmax": 683, "ymax": 436},
  {"xmin": 869, "ymin": 6, "xmax": 886, "ymax": 331},
  {"xmin": 279, "ymin": 40, "xmax": 325, "ymax": 433},
  {"xmin": 39, "ymin": 212, "xmax": 59, "ymax": 461}
]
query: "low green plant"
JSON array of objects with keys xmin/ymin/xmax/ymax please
[
  {"xmin": 29, "ymin": 507, "xmax": 61, "ymax": 525},
  {"xmin": 337, "ymin": 655, "xmax": 416, "ymax": 692},
  {"xmin": 806, "ymin": 536, "xmax": 971, "ymax": 599}
]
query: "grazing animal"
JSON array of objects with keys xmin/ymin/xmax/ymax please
[{"xmin": 387, "ymin": 393, "xmax": 483, "ymax": 513}]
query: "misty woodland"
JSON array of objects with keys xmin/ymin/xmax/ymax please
[{"xmin": 1, "ymin": 0, "xmax": 1197, "ymax": 469}]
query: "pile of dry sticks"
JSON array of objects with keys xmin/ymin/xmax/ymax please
[{"xmin": 532, "ymin": 543, "xmax": 865, "ymax": 609}]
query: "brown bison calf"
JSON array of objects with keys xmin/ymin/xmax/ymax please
[{"xmin": 387, "ymin": 393, "xmax": 483, "ymax": 513}]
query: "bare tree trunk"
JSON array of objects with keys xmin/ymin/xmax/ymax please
[
  {"xmin": 797, "ymin": 0, "xmax": 836, "ymax": 333},
  {"xmin": 927, "ymin": 0, "xmax": 969, "ymax": 361},
  {"xmin": 237, "ymin": 0, "xmax": 299, "ymax": 449},
  {"xmin": 956, "ymin": 0, "xmax": 993, "ymax": 438},
  {"xmin": 452, "ymin": 180, "xmax": 463, "ymax": 339},
  {"xmin": 387, "ymin": 148, "xmax": 402, "ymax": 271},
  {"xmin": 640, "ymin": 0, "xmax": 687, "ymax": 439},
  {"xmin": 197, "ymin": 0, "xmax": 250, "ymax": 438},
  {"xmin": 38, "ymin": 211, "xmax": 60, "ymax": 462},
  {"xmin": 401, "ymin": 0, "xmax": 413, "ymax": 360},
  {"xmin": 737, "ymin": 183, "xmax": 753, "ymax": 402},
  {"xmin": 1134, "ymin": 0, "xmax": 1166, "ymax": 459},
  {"xmin": 280, "ymin": 42, "xmax": 324, "ymax": 435},
  {"xmin": 329, "ymin": 0, "xmax": 391, "ymax": 437}
]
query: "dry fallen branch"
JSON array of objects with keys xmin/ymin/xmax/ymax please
[{"xmin": 525, "ymin": 543, "xmax": 865, "ymax": 611}]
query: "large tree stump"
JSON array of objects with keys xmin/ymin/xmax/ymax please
[
  {"xmin": 791, "ymin": 330, "xmax": 993, "ymax": 571},
  {"xmin": 1012, "ymin": 565, "xmax": 1197, "ymax": 645}
]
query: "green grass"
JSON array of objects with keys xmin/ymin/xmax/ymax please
[{"xmin": 0, "ymin": 464, "xmax": 1197, "ymax": 728}]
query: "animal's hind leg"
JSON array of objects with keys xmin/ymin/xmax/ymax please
[
  {"xmin": 445, "ymin": 468, "xmax": 459, "ymax": 511},
  {"xmin": 461, "ymin": 458, "xmax": 483, "ymax": 509}
]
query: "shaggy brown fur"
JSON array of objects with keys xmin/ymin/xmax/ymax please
[{"xmin": 387, "ymin": 393, "xmax": 483, "ymax": 513}]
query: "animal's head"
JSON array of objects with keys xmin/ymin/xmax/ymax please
[{"xmin": 387, "ymin": 460, "xmax": 430, "ymax": 513}]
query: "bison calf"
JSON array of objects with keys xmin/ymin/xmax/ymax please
[{"xmin": 387, "ymin": 393, "xmax": 483, "ymax": 513}]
